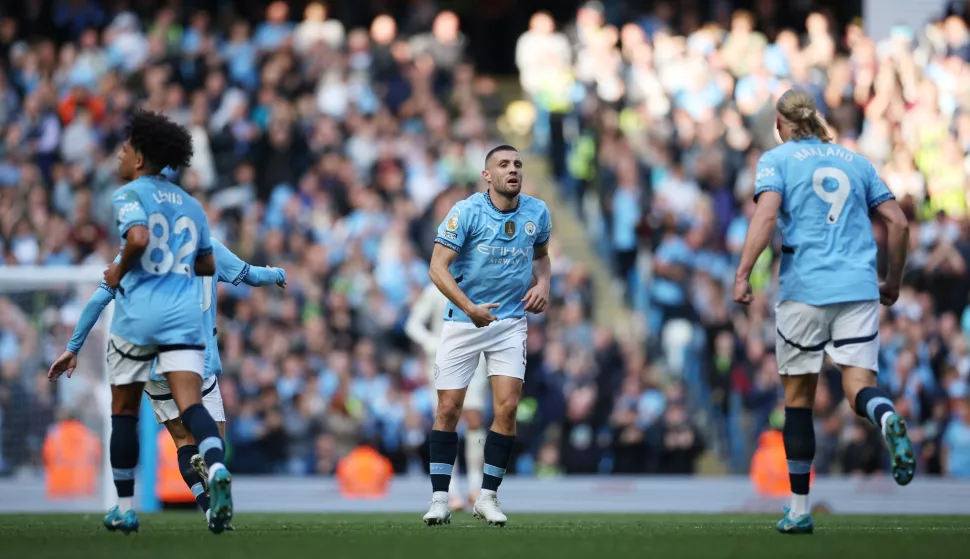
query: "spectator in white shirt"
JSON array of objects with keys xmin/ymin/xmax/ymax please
[{"xmin": 294, "ymin": 2, "xmax": 345, "ymax": 55}]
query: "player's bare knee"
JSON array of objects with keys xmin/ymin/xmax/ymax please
[
  {"xmin": 434, "ymin": 393, "xmax": 464, "ymax": 429},
  {"xmin": 781, "ymin": 374, "xmax": 817, "ymax": 408},
  {"xmin": 111, "ymin": 384, "xmax": 144, "ymax": 415},
  {"xmin": 164, "ymin": 419, "xmax": 195, "ymax": 447},
  {"xmin": 841, "ymin": 366, "xmax": 876, "ymax": 405},
  {"xmin": 492, "ymin": 395, "xmax": 519, "ymax": 430}
]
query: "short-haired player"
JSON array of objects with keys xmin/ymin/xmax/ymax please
[{"xmin": 422, "ymin": 145, "xmax": 552, "ymax": 527}]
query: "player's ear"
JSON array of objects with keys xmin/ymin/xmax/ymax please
[
  {"xmin": 482, "ymin": 169, "xmax": 490, "ymax": 183},
  {"xmin": 134, "ymin": 150, "xmax": 145, "ymax": 171}
]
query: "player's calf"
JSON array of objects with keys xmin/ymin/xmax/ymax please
[
  {"xmin": 106, "ymin": 362, "xmax": 145, "ymax": 525},
  {"xmin": 177, "ymin": 444, "xmax": 210, "ymax": 513},
  {"xmin": 782, "ymin": 406, "xmax": 814, "ymax": 520},
  {"xmin": 851, "ymin": 383, "xmax": 915, "ymax": 485},
  {"xmin": 425, "ymin": 430, "xmax": 459, "ymax": 526},
  {"xmin": 110, "ymin": 413, "xmax": 139, "ymax": 515}
]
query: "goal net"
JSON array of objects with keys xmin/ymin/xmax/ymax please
[{"xmin": 0, "ymin": 265, "xmax": 115, "ymax": 512}]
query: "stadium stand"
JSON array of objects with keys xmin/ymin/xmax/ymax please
[{"xmin": 0, "ymin": 0, "xmax": 967, "ymax": 487}]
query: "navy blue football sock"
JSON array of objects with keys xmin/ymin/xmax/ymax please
[
  {"xmin": 854, "ymin": 386, "xmax": 896, "ymax": 432},
  {"xmin": 482, "ymin": 431, "xmax": 515, "ymax": 492},
  {"xmin": 110, "ymin": 414, "xmax": 139, "ymax": 502},
  {"xmin": 181, "ymin": 404, "xmax": 224, "ymax": 468},
  {"xmin": 429, "ymin": 430, "xmax": 459, "ymax": 494},
  {"xmin": 177, "ymin": 444, "xmax": 210, "ymax": 513},
  {"xmin": 783, "ymin": 407, "xmax": 814, "ymax": 496}
]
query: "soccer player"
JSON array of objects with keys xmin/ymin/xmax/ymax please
[
  {"xmin": 50, "ymin": 239, "xmax": 285, "ymax": 530},
  {"xmin": 405, "ymin": 282, "xmax": 488, "ymax": 511},
  {"xmin": 734, "ymin": 89, "xmax": 914, "ymax": 535},
  {"xmin": 422, "ymin": 145, "xmax": 552, "ymax": 527},
  {"xmin": 50, "ymin": 110, "xmax": 229, "ymax": 534}
]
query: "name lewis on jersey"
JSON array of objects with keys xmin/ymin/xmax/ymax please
[{"xmin": 152, "ymin": 191, "xmax": 185, "ymax": 205}]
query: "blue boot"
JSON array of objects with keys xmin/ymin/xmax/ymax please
[{"xmin": 776, "ymin": 507, "xmax": 814, "ymax": 535}]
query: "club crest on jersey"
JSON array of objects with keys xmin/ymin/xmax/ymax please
[
  {"xmin": 504, "ymin": 220, "xmax": 516, "ymax": 237},
  {"xmin": 446, "ymin": 213, "xmax": 459, "ymax": 231},
  {"xmin": 524, "ymin": 221, "xmax": 537, "ymax": 236}
]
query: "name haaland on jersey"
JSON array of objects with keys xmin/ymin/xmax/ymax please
[{"xmin": 435, "ymin": 192, "xmax": 551, "ymax": 323}]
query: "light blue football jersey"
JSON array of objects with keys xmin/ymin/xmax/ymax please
[
  {"xmin": 72, "ymin": 239, "xmax": 280, "ymax": 382},
  {"xmin": 434, "ymin": 191, "xmax": 551, "ymax": 323},
  {"xmin": 111, "ymin": 175, "xmax": 212, "ymax": 347},
  {"xmin": 754, "ymin": 137, "xmax": 894, "ymax": 306}
]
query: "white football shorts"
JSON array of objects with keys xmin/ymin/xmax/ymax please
[
  {"xmin": 145, "ymin": 375, "xmax": 225, "ymax": 424},
  {"xmin": 427, "ymin": 354, "xmax": 488, "ymax": 411},
  {"xmin": 106, "ymin": 334, "xmax": 206, "ymax": 385},
  {"xmin": 775, "ymin": 300, "xmax": 879, "ymax": 376},
  {"xmin": 434, "ymin": 317, "xmax": 528, "ymax": 391}
]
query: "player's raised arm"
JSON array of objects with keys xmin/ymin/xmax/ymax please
[
  {"xmin": 430, "ymin": 205, "xmax": 498, "ymax": 328},
  {"xmin": 212, "ymin": 237, "xmax": 286, "ymax": 287},
  {"xmin": 866, "ymin": 164, "xmax": 909, "ymax": 306},
  {"xmin": 735, "ymin": 153, "xmax": 784, "ymax": 305},
  {"xmin": 523, "ymin": 206, "xmax": 552, "ymax": 314},
  {"xmin": 49, "ymin": 274, "xmax": 118, "ymax": 381}
]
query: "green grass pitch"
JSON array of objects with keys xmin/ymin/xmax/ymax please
[{"xmin": 1, "ymin": 513, "xmax": 967, "ymax": 559}]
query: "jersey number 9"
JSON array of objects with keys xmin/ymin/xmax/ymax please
[
  {"xmin": 811, "ymin": 167, "xmax": 851, "ymax": 225},
  {"xmin": 142, "ymin": 213, "xmax": 199, "ymax": 276}
]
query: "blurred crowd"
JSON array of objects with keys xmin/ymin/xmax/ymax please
[
  {"xmin": 519, "ymin": 0, "xmax": 970, "ymax": 478},
  {"xmin": 1, "ymin": 0, "xmax": 969, "ymax": 483},
  {"xmin": 0, "ymin": 0, "xmax": 622, "ymax": 479}
]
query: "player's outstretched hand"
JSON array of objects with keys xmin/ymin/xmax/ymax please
[
  {"xmin": 879, "ymin": 281, "xmax": 900, "ymax": 306},
  {"xmin": 467, "ymin": 303, "xmax": 500, "ymax": 328},
  {"xmin": 522, "ymin": 279, "xmax": 550, "ymax": 314},
  {"xmin": 733, "ymin": 277, "xmax": 753, "ymax": 305},
  {"xmin": 273, "ymin": 267, "xmax": 287, "ymax": 288},
  {"xmin": 103, "ymin": 262, "xmax": 122, "ymax": 288},
  {"xmin": 48, "ymin": 350, "xmax": 78, "ymax": 382}
]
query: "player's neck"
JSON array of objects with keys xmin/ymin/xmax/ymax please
[
  {"xmin": 131, "ymin": 169, "xmax": 164, "ymax": 181},
  {"xmin": 487, "ymin": 189, "xmax": 518, "ymax": 213}
]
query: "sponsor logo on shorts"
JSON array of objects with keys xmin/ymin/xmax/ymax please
[{"xmin": 524, "ymin": 221, "xmax": 537, "ymax": 236}]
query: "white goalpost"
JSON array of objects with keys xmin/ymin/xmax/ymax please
[{"xmin": 0, "ymin": 265, "xmax": 115, "ymax": 512}]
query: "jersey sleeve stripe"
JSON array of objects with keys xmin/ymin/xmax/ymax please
[
  {"xmin": 435, "ymin": 238, "xmax": 462, "ymax": 253},
  {"xmin": 753, "ymin": 186, "xmax": 783, "ymax": 203},
  {"xmin": 118, "ymin": 219, "xmax": 148, "ymax": 236},
  {"xmin": 868, "ymin": 191, "xmax": 895, "ymax": 208},
  {"xmin": 231, "ymin": 263, "xmax": 251, "ymax": 286},
  {"xmin": 99, "ymin": 283, "xmax": 117, "ymax": 296}
]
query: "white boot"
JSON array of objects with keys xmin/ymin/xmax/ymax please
[
  {"xmin": 473, "ymin": 493, "xmax": 507, "ymax": 526},
  {"xmin": 423, "ymin": 493, "xmax": 452, "ymax": 526}
]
